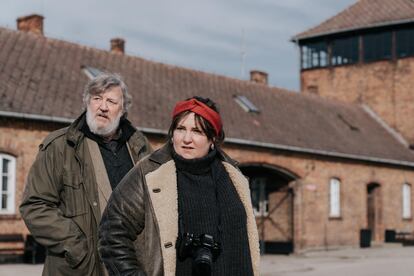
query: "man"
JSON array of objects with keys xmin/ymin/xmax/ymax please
[{"xmin": 20, "ymin": 73, "xmax": 152, "ymax": 276}]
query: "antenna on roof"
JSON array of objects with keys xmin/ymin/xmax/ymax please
[
  {"xmin": 41, "ymin": 0, "xmax": 45, "ymax": 16},
  {"xmin": 240, "ymin": 28, "xmax": 246, "ymax": 79}
]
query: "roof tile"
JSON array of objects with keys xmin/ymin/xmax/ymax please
[
  {"xmin": 294, "ymin": 0, "xmax": 414, "ymax": 40},
  {"xmin": 1, "ymin": 26, "xmax": 414, "ymax": 164}
]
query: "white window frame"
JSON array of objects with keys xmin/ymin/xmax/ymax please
[
  {"xmin": 0, "ymin": 154, "xmax": 16, "ymax": 214},
  {"xmin": 402, "ymin": 183, "xmax": 412, "ymax": 219},
  {"xmin": 329, "ymin": 178, "xmax": 341, "ymax": 218}
]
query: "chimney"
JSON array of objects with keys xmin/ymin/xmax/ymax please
[
  {"xmin": 17, "ymin": 14, "xmax": 44, "ymax": 35},
  {"xmin": 250, "ymin": 70, "xmax": 268, "ymax": 85},
  {"xmin": 110, "ymin": 38, "xmax": 125, "ymax": 54}
]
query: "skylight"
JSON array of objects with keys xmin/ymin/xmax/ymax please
[
  {"xmin": 82, "ymin": 66, "xmax": 103, "ymax": 79},
  {"xmin": 234, "ymin": 95, "xmax": 260, "ymax": 113}
]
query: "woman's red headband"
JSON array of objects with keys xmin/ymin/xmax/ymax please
[{"xmin": 172, "ymin": 99, "xmax": 222, "ymax": 136}]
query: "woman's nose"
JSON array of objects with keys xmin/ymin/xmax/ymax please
[{"xmin": 183, "ymin": 131, "xmax": 192, "ymax": 143}]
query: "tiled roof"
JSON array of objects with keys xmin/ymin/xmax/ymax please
[
  {"xmin": 1, "ymin": 27, "xmax": 414, "ymax": 165},
  {"xmin": 293, "ymin": 0, "xmax": 414, "ymax": 41}
]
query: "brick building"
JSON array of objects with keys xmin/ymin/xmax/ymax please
[
  {"xmin": 1, "ymin": 7, "xmax": 414, "ymax": 258},
  {"xmin": 293, "ymin": 0, "xmax": 414, "ymax": 147}
]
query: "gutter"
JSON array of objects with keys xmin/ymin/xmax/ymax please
[
  {"xmin": 0, "ymin": 110, "xmax": 73, "ymax": 124},
  {"xmin": 2, "ymin": 110, "xmax": 414, "ymax": 168},
  {"xmin": 291, "ymin": 18, "xmax": 414, "ymax": 43},
  {"xmin": 0, "ymin": 110, "xmax": 167, "ymax": 136}
]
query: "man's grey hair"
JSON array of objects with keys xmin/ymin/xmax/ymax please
[{"xmin": 83, "ymin": 72, "xmax": 132, "ymax": 113}]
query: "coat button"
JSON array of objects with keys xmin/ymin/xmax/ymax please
[
  {"xmin": 164, "ymin": 242, "xmax": 173, "ymax": 248},
  {"xmin": 93, "ymin": 201, "xmax": 98, "ymax": 206},
  {"xmin": 153, "ymin": 188, "xmax": 161, "ymax": 193}
]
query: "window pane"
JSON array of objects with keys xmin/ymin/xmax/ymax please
[
  {"xmin": 332, "ymin": 36, "xmax": 359, "ymax": 66},
  {"xmin": 301, "ymin": 41, "xmax": 328, "ymax": 69},
  {"xmin": 397, "ymin": 28, "xmax": 414, "ymax": 58},
  {"xmin": 330, "ymin": 178, "xmax": 341, "ymax": 217},
  {"xmin": 2, "ymin": 176, "xmax": 7, "ymax": 191},
  {"xmin": 250, "ymin": 179, "xmax": 260, "ymax": 212},
  {"xmin": 0, "ymin": 154, "xmax": 15, "ymax": 213},
  {"xmin": 82, "ymin": 66, "xmax": 103, "ymax": 79},
  {"xmin": 2, "ymin": 158, "xmax": 9, "ymax": 173},
  {"xmin": 234, "ymin": 95, "xmax": 260, "ymax": 113},
  {"xmin": 1, "ymin": 194, "xmax": 7, "ymax": 209},
  {"xmin": 363, "ymin": 31, "xmax": 392, "ymax": 62},
  {"xmin": 250, "ymin": 178, "xmax": 268, "ymax": 216},
  {"xmin": 403, "ymin": 183, "xmax": 411, "ymax": 219}
]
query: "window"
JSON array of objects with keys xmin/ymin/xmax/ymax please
[
  {"xmin": 403, "ymin": 183, "xmax": 411, "ymax": 219},
  {"xmin": 234, "ymin": 95, "xmax": 260, "ymax": 113},
  {"xmin": 0, "ymin": 154, "xmax": 16, "ymax": 214},
  {"xmin": 301, "ymin": 41, "xmax": 328, "ymax": 69},
  {"xmin": 397, "ymin": 28, "xmax": 414, "ymax": 58},
  {"xmin": 82, "ymin": 66, "xmax": 103, "ymax": 79},
  {"xmin": 331, "ymin": 36, "xmax": 359, "ymax": 66},
  {"xmin": 329, "ymin": 178, "xmax": 341, "ymax": 218},
  {"xmin": 250, "ymin": 178, "xmax": 268, "ymax": 216},
  {"xmin": 363, "ymin": 31, "xmax": 392, "ymax": 62}
]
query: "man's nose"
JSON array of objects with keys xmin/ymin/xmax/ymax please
[{"xmin": 99, "ymin": 100, "xmax": 109, "ymax": 111}]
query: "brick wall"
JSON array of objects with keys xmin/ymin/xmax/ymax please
[
  {"xmin": 1, "ymin": 118, "xmax": 414, "ymax": 253},
  {"xmin": 224, "ymin": 145, "xmax": 414, "ymax": 251},
  {"xmin": 301, "ymin": 57, "xmax": 414, "ymax": 145},
  {"xmin": 0, "ymin": 118, "xmax": 65, "ymax": 241}
]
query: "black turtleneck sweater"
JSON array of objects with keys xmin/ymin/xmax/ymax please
[{"xmin": 173, "ymin": 149, "xmax": 253, "ymax": 276}]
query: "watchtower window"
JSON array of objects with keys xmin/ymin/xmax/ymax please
[
  {"xmin": 363, "ymin": 31, "xmax": 392, "ymax": 62},
  {"xmin": 397, "ymin": 28, "xmax": 414, "ymax": 58},
  {"xmin": 301, "ymin": 41, "xmax": 328, "ymax": 69},
  {"xmin": 331, "ymin": 36, "xmax": 359, "ymax": 66}
]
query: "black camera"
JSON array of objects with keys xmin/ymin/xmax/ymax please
[{"xmin": 176, "ymin": 233, "xmax": 221, "ymax": 275}]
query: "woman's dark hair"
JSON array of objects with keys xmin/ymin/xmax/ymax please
[{"xmin": 168, "ymin": 96, "xmax": 225, "ymax": 145}]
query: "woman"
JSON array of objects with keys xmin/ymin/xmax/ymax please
[{"xmin": 98, "ymin": 96, "xmax": 260, "ymax": 276}]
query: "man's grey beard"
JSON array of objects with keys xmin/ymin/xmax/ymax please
[{"xmin": 86, "ymin": 108, "xmax": 122, "ymax": 137}]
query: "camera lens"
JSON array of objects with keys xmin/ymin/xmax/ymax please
[{"xmin": 194, "ymin": 247, "xmax": 213, "ymax": 275}]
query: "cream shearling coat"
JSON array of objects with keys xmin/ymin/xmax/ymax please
[{"xmin": 99, "ymin": 144, "xmax": 260, "ymax": 276}]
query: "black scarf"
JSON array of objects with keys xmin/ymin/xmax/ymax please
[{"xmin": 173, "ymin": 149, "xmax": 253, "ymax": 276}]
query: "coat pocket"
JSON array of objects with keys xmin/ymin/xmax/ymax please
[{"xmin": 62, "ymin": 170, "xmax": 88, "ymax": 217}]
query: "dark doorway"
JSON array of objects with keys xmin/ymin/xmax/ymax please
[
  {"xmin": 240, "ymin": 164, "xmax": 297, "ymax": 254},
  {"xmin": 367, "ymin": 183, "xmax": 382, "ymax": 241}
]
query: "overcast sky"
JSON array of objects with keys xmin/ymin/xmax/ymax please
[{"xmin": 1, "ymin": 0, "xmax": 356, "ymax": 91}]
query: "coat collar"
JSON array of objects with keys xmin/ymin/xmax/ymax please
[
  {"xmin": 66, "ymin": 112, "xmax": 86, "ymax": 148},
  {"xmin": 146, "ymin": 156, "xmax": 260, "ymax": 275}
]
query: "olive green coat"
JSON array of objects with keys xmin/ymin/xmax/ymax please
[{"xmin": 20, "ymin": 114, "xmax": 152, "ymax": 276}]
